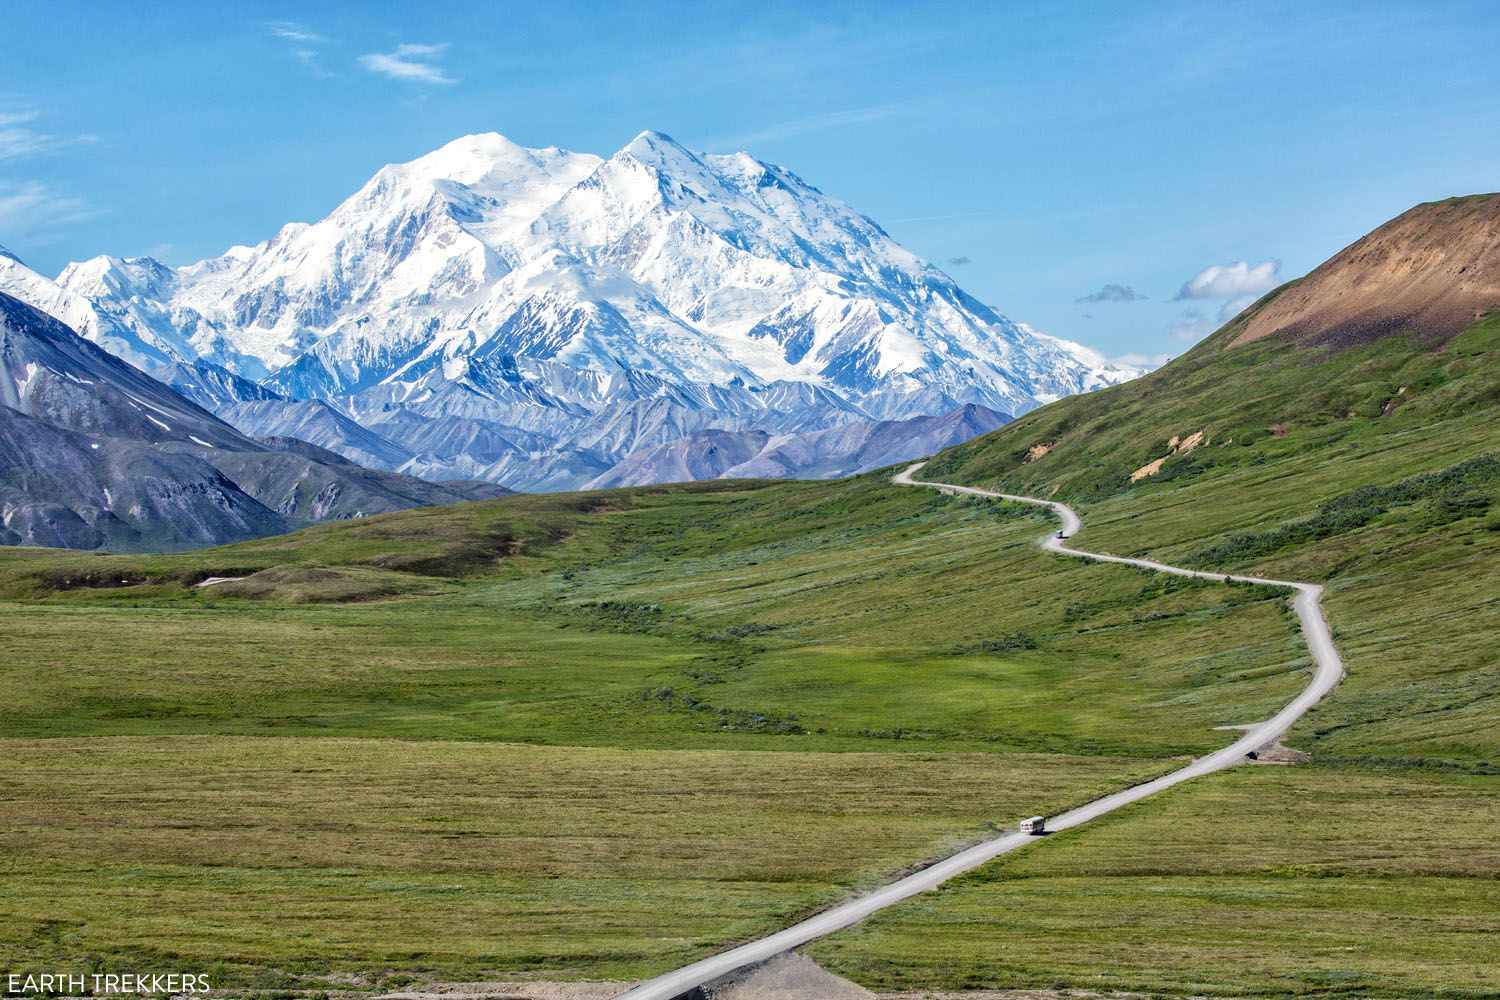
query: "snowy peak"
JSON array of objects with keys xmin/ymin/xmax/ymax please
[
  {"xmin": 366, "ymin": 133, "xmax": 599, "ymax": 225},
  {"xmin": 618, "ymin": 130, "xmax": 721, "ymax": 196},
  {"xmin": 4, "ymin": 129, "xmax": 1141, "ymax": 491}
]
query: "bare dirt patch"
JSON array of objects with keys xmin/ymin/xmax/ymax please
[
  {"xmin": 1230, "ymin": 193, "xmax": 1500, "ymax": 350},
  {"xmin": 705, "ymin": 953, "xmax": 875, "ymax": 1000},
  {"xmin": 372, "ymin": 983, "xmax": 629, "ymax": 1000},
  {"xmin": 1130, "ymin": 430, "xmax": 1206, "ymax": 482},
  {"xmin": 1252, "ymin": 742, "xmax": 1313, "ymax": 765},
  {"xmin": 1212, "ymin": 723, "xmax": 1312, "ymax": 765}
]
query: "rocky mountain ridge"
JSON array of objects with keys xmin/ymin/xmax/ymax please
[{"xmin": 0, "ymin": 292, "xmax": 509, "ymax": 550}]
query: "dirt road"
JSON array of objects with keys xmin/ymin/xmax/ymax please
[{"xmin": 607, "ymin": 462, "xmax": 1345, "ymax": 1000}]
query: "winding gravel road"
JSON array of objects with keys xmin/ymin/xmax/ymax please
[{"xmin": 609, "ymin": 462, "xmax": 1346, "ymax": 1000}]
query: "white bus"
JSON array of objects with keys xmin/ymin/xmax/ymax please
[{"xmin": 1020, "ymin": 815, "xmax": 1046, "ymax": 835}]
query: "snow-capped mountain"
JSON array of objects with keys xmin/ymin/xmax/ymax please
[
  {"xmin": 3, "ymin": 131, "xmax": 1139, "ymax": 490},
  {"xmin": 0, "ymin": 291, "xmax": 510, "ymax": 550}
]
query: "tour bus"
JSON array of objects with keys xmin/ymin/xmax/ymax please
[{"xmin": 1020, "ymin": 815, "xmax": 1046, "ymax": 835}]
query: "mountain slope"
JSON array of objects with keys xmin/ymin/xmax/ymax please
[
  {"xmin": 0, "ymin": 293, "xmax": 287, "ymax": 547},
  {"xmin": 0, "ymin": 245, "xmax": 177, "ymax": 370},
  {"xmin": 0, "ymin": 292, "xmax": 509, "ymax": 550},
  {"xmin": 923, "ymin": 193, "xmax": 1500, "ymax": 768},
  {"xmin": 153, "ymin": 359, "xmax": 287, "ymax": 409},
  {"xmin": 215, "ymin": 399, "xmax": 414, "ymax": 471},
  {"xmin": 0, "ymin": 402, "xmax": 284, "ymax": 549},
  {"xmin": 586, "ymin": 402, "xmax": 1010, "ymax": 487},
  {"xmin": 6, "ymin": 130, "xmax": 1138, "ymax": 489},
  {"xmin": 1232, "ymin": 193, "xmax": 1500, "ymax": 350},
  {"xmin": 927, "ymin": 193, "xmax": 1500, "ymax": 502}
]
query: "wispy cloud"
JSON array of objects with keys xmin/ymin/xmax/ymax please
[
  {"xmin": 359, "ymin": 43, "xmax": 456, "ymax": 85},
  {"xmin": 0, "ymin": 179, "xmax": 92, "ymax": 236},
  {"xmin": 1110, "ymin": 351, "xmax": 1173, "ymax": 371},
  {"xmin": 266, "ymin": 21, "xmax": 325, "ymax": 44},
  {"xmin": 0, "ymin": 104, "xmax": 96, "ymax": 245},
  {"xmin": 946, "ymin": 255, "xmax": 972, "ymax": 267},
  {"xmin": 0, "ymin": 109, "xmax": 95, "ymax": 162},
  {"xmin": 0, "ymin": 110, "xmax": 50, "ymax": 160},
  {"xmin": 714, "ymin": 103, "xmax": 909, "ymax": 149},
  {"xmin": 1076, "ymin": 282, "xmax": 1146, "ymax": 304},
  {"xmin": 265, "ymin": 21, "xmax": 333, "ymax": 78}
]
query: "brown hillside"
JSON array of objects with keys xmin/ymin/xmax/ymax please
[{"xmin": 1232, "ymin": 193, "xmax": 1500, "ymax": 350}]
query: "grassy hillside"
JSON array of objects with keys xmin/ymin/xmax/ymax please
[
  {"xmin": 926, "ymin": 308, "xmax": 1500, "ymax": 767},
  {"xmin": 0, "ymin": 475, "xmax": 1296, "ymax": 987},
  {"xmin": 0, "ymin": 479, "xmax": 1305, "ymax": 756},
  {"xmin": 813, "ymin": 199, "xmax": 1500, "ymax": 996}
]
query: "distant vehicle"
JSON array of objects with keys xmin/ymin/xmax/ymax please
[
  {"xmin": 1020, "ymin": 815, "xmax": 1046, "ymax": 835},
  {"xmin": 1055, "ymin": 530, "xmax": 1065, "ymax": 539}
]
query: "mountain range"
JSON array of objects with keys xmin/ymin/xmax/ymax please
[
  {"xmin": 584, "ymin": 402, "xmax": 1010, "ymax": 488},
  {"xmin": 0, "ymin": 290, "xmax": 509, "ymax": 550},
  {"xmin": 0, "ymin": 132, "xmax": 1137, "ymax": 492}
]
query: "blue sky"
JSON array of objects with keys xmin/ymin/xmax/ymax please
[{"xmin": 4, "ymin": 1, "xmax": 1498, "ymax": 363}]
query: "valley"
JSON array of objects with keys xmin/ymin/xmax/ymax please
[
  {"xmin": 0, "ymin": 472, "xmax": 1300, "ymax": 987},
  {"xmin": 2, "ymin": 327, "xmax": 1497, "ymax": 994},
  {"xmin": 0, "ymin": 77, "xmax": 1496, "ymax": 1000}
]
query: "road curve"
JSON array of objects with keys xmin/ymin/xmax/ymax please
[{"xmin": 608, "ymin": 462, "xmax": 1345, "ymax": 1000}]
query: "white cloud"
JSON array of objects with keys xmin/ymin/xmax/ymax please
[
  {"xmin": 359, "ymin": 44, "xmax": 456, "ymax": 85},
  {"xmin": 1175, "ymin": 258, "xmax": 1280, "ymax": 301}
]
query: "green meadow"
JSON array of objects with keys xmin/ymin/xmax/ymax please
[
  {"xmin": 810, "ymin": 764, "xmax": 1500, "ymax": 998},
  {"xmin": 810, "ymin": 308, "xmax": 1500, "ymax": 994},
  {"xmin": 1, "ymin": 311, "xmax": 1497, "ymax": 994},
  {"xmin": 0, "ymin": 476, "xmax": 1280, "ymax": 988}
]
